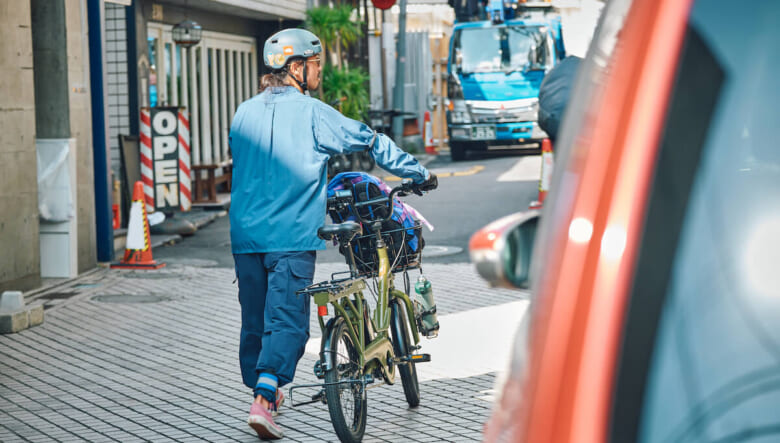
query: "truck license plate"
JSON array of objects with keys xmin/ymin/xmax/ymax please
[{"xmin": 471, "ymin": 126, "xmax": 496, "ymax": 140}]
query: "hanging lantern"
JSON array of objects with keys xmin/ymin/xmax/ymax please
[
  {"xmin": 371, "ymin": 0, "xmax": 396, "ymax": 9},
  {"xmin": 172, "ymin": 19, "xmax": 202, "ymax": 48}
]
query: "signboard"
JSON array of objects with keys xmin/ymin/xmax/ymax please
[{"xmin": 140, "ymin": 107, "xmax": 191, "ymax": 212}]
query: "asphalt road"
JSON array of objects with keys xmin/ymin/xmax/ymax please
[{"xmin": 153, "ymin": 149, "xmax": 542, "ymax": 268}]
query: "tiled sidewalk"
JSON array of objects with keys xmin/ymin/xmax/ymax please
[{"xmin": 1, "ymin": 263, "xmax": 527, "ymax": 442}]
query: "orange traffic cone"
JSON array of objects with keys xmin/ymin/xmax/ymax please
[
  {"xmin": 423, "ymin": 111, "xmax": 437, "ymax": 155},
  {"xmin": 111, "ymin": 181, "xmax": 165, "ymax": 269},
  {"xmin": 529, "ymin": 138, "xmax": 554, "ymax": 210}
]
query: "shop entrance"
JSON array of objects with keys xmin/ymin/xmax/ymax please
[{"xmin": 147, "ymin": 23, "xmax": 257, "ymax": 168}]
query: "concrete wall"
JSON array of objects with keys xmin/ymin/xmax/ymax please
[
  {"xmin": 65, "ymin": 0, "xmax": 97, "ymax": 272},
  {"xmin": 0, "ymin": 0, "xmax": 41, "ymax": 292},
  {"xmin": 0, "ymin": 0, "xmax": 96, "ymax": 293},
  {"xmin": 150, "ymin": 0, "xmax": 306, "ymax": 21}
]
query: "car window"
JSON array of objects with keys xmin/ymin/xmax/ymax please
[{"xmin": 630, "ymin": 1, "xmax": 780, "ymax": 442}]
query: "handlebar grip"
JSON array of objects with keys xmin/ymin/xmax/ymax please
[{"xmin": 418, "ymin": 173, "xmax": 438, "ymax": 192}]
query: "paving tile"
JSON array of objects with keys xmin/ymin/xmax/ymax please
[{"xmin": 0, "ymin": 266, "xmax": 515, "ymax": 441}]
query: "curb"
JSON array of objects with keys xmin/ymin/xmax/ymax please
[
  {"xmin": 415, "ymin": 153, "xmax": 438, "ymax": 168},
  {"xmin": 27, "ymin": 210, "xmax": 223, "ymax": 304}
]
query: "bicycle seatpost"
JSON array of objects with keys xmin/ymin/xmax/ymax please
[
  {"xmin": 345, "ymin": 242, "xmax": 359, "ymax": 277},
  {"xmin": 371, "ymin": 221, "xmax": 383, "ymax": 244}
]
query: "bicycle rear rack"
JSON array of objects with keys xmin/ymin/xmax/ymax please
[{"xmin": 297, "ymin": 277, "xmax": 367, "ymax": 304}]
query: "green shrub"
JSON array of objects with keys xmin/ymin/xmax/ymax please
[{"xmin": 321, "ymin": 64, "xmax": 369, "ymax": 121}]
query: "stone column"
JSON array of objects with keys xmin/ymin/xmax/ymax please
[
  {"xmin": 0, "ymin": 0, "xmax": 41, "ymax": 292},
  {"xmin": 31, "ymin": 0, "xmax": 71, "ymax": 138}
]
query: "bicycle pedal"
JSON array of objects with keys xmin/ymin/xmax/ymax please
[
  {"xmin": 410, "ymin": 353, "xmax": 431, "ymax": 363},
  {"xmin": 312, "ymin": 389, "xmax": 327, "ymax": 405}
]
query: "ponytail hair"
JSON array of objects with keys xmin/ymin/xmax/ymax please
[
  {"xmin": 259, "ymin": 57, "xmax": 305, "ymax": 93},
  {"xmin": 259, "ymin": 71, "xmax": 288, "ymax": 92}
]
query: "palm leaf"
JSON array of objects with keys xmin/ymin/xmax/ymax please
[{"xmin": 322, "ymin": 64, "xmax": 369, "ymax": 121}]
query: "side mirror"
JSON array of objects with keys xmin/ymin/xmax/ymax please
[
  {"xmin": 469, "ymin": 211, "xmax": 539, "ymax": 289},
  {"xmin": 454, "ymin": 48, "xmax": 463, "ymax": 72}
]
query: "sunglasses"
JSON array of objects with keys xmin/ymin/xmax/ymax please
[{"xmin": 307, "ymin": 57, "xmax": 322, "ymax": 67}]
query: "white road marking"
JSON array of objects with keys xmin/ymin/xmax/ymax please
[
  {"xmin": 497, "ymin": 156, "xmax": 542, "ymax": 182},
  {"xmin": 305, "ymin": 300, "xmax": 530, "ymax": 382}
]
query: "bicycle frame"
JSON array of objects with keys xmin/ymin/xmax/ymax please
[
  {"xmin": 292, "ymin": 181, "xmax": 431, "ymax": 411},
  {"xmin": 291, "ymin": 178, "xmax": 437, "ymax": 443},
  {"xmin": 311, "ymin": 232, "xmax": 421, "ymax": 384}
]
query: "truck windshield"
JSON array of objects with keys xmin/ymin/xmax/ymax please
[{"xmin": 453, "ymin": 25, "xmax": 550, "ymax": 74}]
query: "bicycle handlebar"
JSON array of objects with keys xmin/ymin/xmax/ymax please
[{"xmin": 328, "ymin": 180, "xmax": 433, "ymax": 225}]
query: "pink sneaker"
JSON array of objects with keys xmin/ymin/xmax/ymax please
[
  {"xmin": 247, "ymin": 401, "xmax": 283, "ymax": 440},
  {"xmin": 271, "ymin": 389, "xmax": 285, "ymax": 417}
]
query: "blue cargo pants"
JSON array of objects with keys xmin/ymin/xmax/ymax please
[{"xmin": 234, "ymin": 251, "xmax": 315, "ymax": 398}]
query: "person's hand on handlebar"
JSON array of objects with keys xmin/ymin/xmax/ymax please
[
  {"xmin": 412, "ymin": 173, "xmax": 438, "ymax": 195},
  {"xmin": 419, "ymin": 173, "xmax": 438, "ymax": 192},
  {"xmin": 398, "ymin": 173, "xmax": 438, "ymax": 197}
]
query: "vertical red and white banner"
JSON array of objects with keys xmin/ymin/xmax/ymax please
[
  {"xmin": 139, "ymin": 109, "xmax": 156, "ymax": 212},
  {"xmin": 177, "ymin": 109, "xmax": 192, "ymax": 211}
]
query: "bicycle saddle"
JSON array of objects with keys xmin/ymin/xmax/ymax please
[{"xmin": 318, "ymin": 221, "xmax": 362, "ymax": 242}]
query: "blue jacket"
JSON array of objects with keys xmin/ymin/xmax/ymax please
[{"xmin": 229, "ymin": 86, "xmax": 430, "ymax": 254}]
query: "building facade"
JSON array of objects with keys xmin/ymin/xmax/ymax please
[
  {"xmin": 0, "ymin": 0, "xmax": 305, "ymax": 294},
  {"xmin": 0, "ymin": 0, "xmax": 95, "ymax": 293}
]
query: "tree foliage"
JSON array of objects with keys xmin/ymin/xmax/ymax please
[
  {"xmin": 321, "ymin": 64, "xmax": 370, "ymax": 121},
  {"xmin": 304, "ymin": 5, "xmax": 367, "ymax": 118}
]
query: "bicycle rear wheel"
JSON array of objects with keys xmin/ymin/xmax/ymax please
[
  {"xmin": 324, "ymin": 318, "xmax": 367, "ymax": 442},
  {"xmin": 355, "ymin": 151, "xmax": 375, "ymax": 171},
  {"xmin": 390, "ymin": 298, "xmax": 420, "ymax": 407}
]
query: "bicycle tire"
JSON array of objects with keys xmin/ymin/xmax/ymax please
[
  {"xmin": 324, "ymin": 318, "xmax": 368, "ymax": 442},
  {"xmin": 357, "ymin": 152, "xmax": 375, "ymax": 172},
  {"xmin": 390, "ymin": 298, "xmax": 421, "ymax": 407}
]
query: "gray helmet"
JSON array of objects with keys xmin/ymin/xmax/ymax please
[{"xmin": 263, "ymin": 28, "xmax": 322, "ymax": 70}]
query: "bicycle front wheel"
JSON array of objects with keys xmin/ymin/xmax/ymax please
[
  {"xmin": 390, "ymin": 298, "xmax": 421, "ymax": 407},
  {"xmin": 324, "ymin": 318, "xmax": 367, "ymax": 443}
]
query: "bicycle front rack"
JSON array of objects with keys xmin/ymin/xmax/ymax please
[{"xmin": 288, "ymin": 374, "xmax": 375, "ymax": 408}]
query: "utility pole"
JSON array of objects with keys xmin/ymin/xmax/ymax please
[
  {"xmin": 380, "ymin": 10, "xmax": 388, "ymax": 110},
  {"xmin": 391, "ymin": 0, "xmax": 407, "ymax": 146}
]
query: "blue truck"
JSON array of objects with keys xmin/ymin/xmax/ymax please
[{"xmin": 446, "ymin": 0, "xmax": 565, "ymax": 160}]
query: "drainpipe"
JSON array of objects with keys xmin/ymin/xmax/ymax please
[
  {"xmin": 391, "ymin": 0, "xmax": 407, "ymax": 146},
  {"xmin": 87, "ymin": 0, "xmax": 114, "ymax": 262},
  {"xmin": 126, "ymin": 1, "xmax": 139, "ymax": 136}
]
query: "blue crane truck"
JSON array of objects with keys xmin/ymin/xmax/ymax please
[{"xmin": 446, "ymin": 0, "xmax": 565, "ymax": 160}]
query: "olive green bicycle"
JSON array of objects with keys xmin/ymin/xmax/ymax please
[{"xmin": 291, "ymin": 179, "xmax": 438, "ymax": 443}]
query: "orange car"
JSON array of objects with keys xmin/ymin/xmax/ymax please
[{"xmin": 470, "ymin": 0, "xmax": 780, "ymax": 441}]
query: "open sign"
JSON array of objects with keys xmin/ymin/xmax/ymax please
[{"xmin": 145, "ymin": 107, "xmax": 191, "ymax": 212}]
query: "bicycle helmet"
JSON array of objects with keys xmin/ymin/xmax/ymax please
[{"xmin": 263, "ymin": 28, "xmax": 322, "ymax": 91}]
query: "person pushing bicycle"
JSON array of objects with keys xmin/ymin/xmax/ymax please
[{"xmin": 228, "ymin": 28, "xmax": 438, "ymax": 440}]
